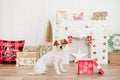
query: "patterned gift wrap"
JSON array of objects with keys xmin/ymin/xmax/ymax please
[{"xmin": 78, "ymin": 59, "xmax": 94, "ymax": 75}]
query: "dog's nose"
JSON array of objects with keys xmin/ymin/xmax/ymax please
[{"xmin": 60, "ymin": 46, "xmax": 62, "ymax": 49}]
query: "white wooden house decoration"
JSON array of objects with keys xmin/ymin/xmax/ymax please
[{"xmin": 53, "ymin": 20, "xmax": 108, "ymax": 64}]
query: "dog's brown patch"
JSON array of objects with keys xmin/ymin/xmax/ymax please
[
  {"xmin": 53, "ymin": 40, "xmax": 59, "ymax": 46},
  {"xmin": 63, "ymin": 39, "xmax": 68, "ymax": 44}
]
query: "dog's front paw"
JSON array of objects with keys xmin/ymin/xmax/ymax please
[
  {"xmin": 57, "ymin": 72, "xmax": 62, "ymax": 75},
  {"xmin": 41, "ymin": 71, "xmax": 47, "ymax": 75},
  {"xmin": 62, "ymin": 70, "xmax": 66, "ymax": 73}
]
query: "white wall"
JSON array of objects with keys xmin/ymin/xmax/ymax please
[{"xmin": 0, "ymin": 0, "xmax": 120, "ymax": 45}]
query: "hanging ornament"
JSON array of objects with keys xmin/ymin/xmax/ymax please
[
  {"xmin": 94, "ymin": 58, "xmax": 98, "ymax": 61},
  {"xmin": 93, "ymin": 51, "xmax": 97, "ymax": 54},
  {"xmin": 103, "ymin": 36, "xmax": 107, "ymax": 39},
  {"xmin": 93, "ymin": 44, "xmax": 96, "ymax": 47},
  {"xmin": 87, "ymin": 35, "xmax": 93, "ymax": 45},
  {"xmin": 102, "ymin": 56, "xmax": 105, "ymax": 59},
  {"xmin": 103, "ymin": 49, "xmax": 106, "ymax": 53},
  {"xmin": 103, "ymin": 42, "xmax": 106, "ymax": 46},
  {"xmin": 68, "ymin": 36, "xmax": 72, "ymax": 44}
]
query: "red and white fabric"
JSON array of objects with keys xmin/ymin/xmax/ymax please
[
  {"xmin": 0, "ymin": 40, "xmax": 25, "ymax": 64},
  {"xmin": 93, "ymin": 60, "xmax": 104, "ymax": 75}
]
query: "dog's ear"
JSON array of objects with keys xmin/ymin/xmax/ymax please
[
  {"xmin": 63, "ymin": 39, "xmax": 68, "ymax": 44},
  {"xmin": 53, "ymin": 40, "xmax": 58, "ymax": 46}
]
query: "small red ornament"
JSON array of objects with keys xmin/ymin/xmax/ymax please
[
  {"xmin": 93, "ymin": 51, "xmax": 96, "ymax": 54},
  {"xmin": 87, "ymin": 35, "xmax": 92, "ymax": 45},
  {"xmin": 68, "ymin": 36, "xmax": 73, "ymax": 44}
]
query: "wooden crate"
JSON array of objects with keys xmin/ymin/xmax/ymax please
[
  {"xmin": 16, "ymin": 52, "xmax": 37, "ymax": 66},
  {"xmin": 109, "ymin": 52, "xmax": 120, "ymax": 64}
]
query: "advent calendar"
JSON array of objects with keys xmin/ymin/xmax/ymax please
[{"xmin": 53, "ymin": 20, "xmax": 108, "ymax": 64}]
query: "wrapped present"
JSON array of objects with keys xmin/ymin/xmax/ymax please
[
  {"xmin": 78, "ymin": 59, "xmax": 94, "ymax": 75},
  {"xmin": 93, "ymin": 60, "xmax": 104, "ymax": 75},
  {"xmin": 16, "ymin": 52, "xmax": 37, "ymax": 66}
]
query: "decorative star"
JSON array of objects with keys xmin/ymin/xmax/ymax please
[{"xmin": 71, "ymin": 48, "xmax": 87, "ymax": 63}]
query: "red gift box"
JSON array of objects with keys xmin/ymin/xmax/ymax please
[{"xmin": 78, "ymin": 59, "xmax": 94, "ymax": 75}]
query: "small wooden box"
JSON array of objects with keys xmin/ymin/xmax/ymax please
[
  {"xmin": 16, "ymin": 52, "xmax": 37, "ymax": 66},
  {"xmin": 109, "ymin": 52, "xmax": 120, "ymax": 64}
]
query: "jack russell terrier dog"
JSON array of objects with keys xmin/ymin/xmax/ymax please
[{"xmin": 29, "ymin": 39, "xmax": 68, "ymax": 75}]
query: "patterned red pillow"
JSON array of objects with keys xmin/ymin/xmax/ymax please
[{"xmin": 0, "ymin": 40, "xmax": 25, "ymax": 64}]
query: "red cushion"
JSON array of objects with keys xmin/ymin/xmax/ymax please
[
  {"xmin": 0, "ymin": 56, "xmax": 4, "ymax": 63},
  {"xmin": 0, "ymin": 40, "xmax": 25, "ymax": 64}
]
